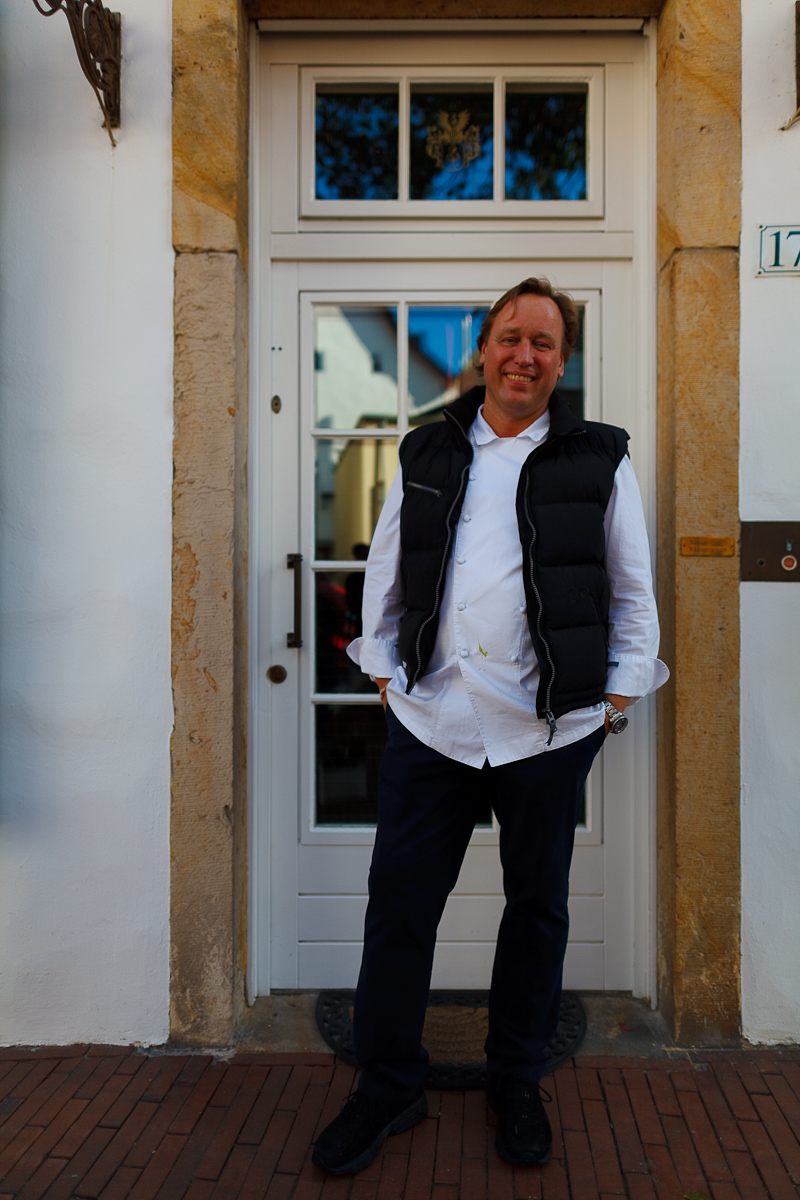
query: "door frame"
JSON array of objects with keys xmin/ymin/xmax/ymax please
[{"xmin": 247, "ymin": 21, "xmax": 659, "ymax": 1004}]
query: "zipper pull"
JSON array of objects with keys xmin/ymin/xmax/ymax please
[{"xmin": 545, "ymin": 710, "xmax": 557, "ymax": 746}]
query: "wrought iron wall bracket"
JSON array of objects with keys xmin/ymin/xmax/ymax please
[{"xmin": 31, "ymin": 0, "xmax": 121, "ymax": 146}]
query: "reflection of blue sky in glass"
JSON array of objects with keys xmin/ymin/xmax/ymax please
[
  {"xmin": 505, "ymin": 90, "xmax": 587, "ymax": 201},
  {"xmin": 410, "ymin": 91, "xmax": 494, "ymax": 200},
  {"xmin": 315, "ymin": 90, "xmax": 399, "ymax": 200},
  {"xmin": 408, "ymin": 307, "xmax": 488, "ymax": 380}
]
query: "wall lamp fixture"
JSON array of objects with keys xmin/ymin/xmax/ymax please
[{"xmin": 31, "ymin": 0, "xmax": 121, "ymax": 146}]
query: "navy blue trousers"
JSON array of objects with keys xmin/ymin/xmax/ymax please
[{"xmin": 353, "ymin": 705, "xmax": 605, "ymax": 1101}]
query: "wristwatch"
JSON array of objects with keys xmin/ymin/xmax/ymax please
[{"xmin": 603, "ymin": 700, "xmax": 629, "ymax": 734}]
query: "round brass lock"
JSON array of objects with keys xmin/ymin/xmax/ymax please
[{"xmin": 267, "ymin": 664, "xmax": 288, "ymax": 683}]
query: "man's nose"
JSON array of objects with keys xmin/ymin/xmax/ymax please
[{"xmin": 515, "ymin": 340, "xmax": 535, "ymax": 364}]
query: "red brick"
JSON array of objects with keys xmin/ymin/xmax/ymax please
[
  {"xmin": 99, "ymin": 1061, "xmax": 163, "ymax": 1129},
  {"xmin": 205, "ymin": 1143, "xmax": 256, "ymax": 1200},
  {"xmin": 267, "ymin": 1176, "xmax": 298, "ymax": 1200},
  {"xmin": 1, "ymin": 1098, "xmax": 88, "ymax": 1192},
  {"xmin": 194, "ymin": 1065, "xmax": 270, "ymax": 1180},
  {"xmin": 676, "ymin": 1089, "xmax": 733, "ymax": 1182},
  {"xmin": 73, "ymin": 1059, "xmax": 125, "ymax": 1105},
  {"xmin": 310, "ymin": 1064, "xmax": 334, "ymax": 1086},
  {"xmin": 87, "ymin": 1048, "xmax": 131, "ymax": 1059},
  {"xmin": 8, "ymin": 1061, "xmax": 61, "ymax": 1103},
  {"xmin": 752, "ymin": 1091, "xmax": 800, "ymax": 1182},
  {"xmin": 50, "ymin": 1072, "xmax": 130, "ymax": 1158},
  {"xmin": 75, "ymin": 1101, "xmax": 158, "ymax": 1197},
  {"xmin": 582, "ymin": 1099, "xmax": 625, "ymax": 1194},
  {"xmin": 462, "ymin": 1090, "xmax": 487, "ymax": 1161},
  {"xmin": 460, "ymin": 1153, "xmax": 487, "ymax": 1200},
  {"xmin": 97, "ymin": 1164, "xmax": 140, "ymax": 1200},
  {"xmin": 351, "ymin": 1181, "xmax": 377, "ymax": 1200},
  {"xmin": 0, "ymin": 1063, "xmax": 38, "ymax": 1105},
  {"xmin": 276, "ymin": 1084, "xmax": 328, "ymax": 1175},
  {"xmin": 0, "ymin": 1125, "xmax": 42, "ymax": 1179},
  {"xmin": 430, "ymin": 1186, "xmax": 457, "ymax": 1200},
  {"xmin": 670, "ymin": 1070, "xmax": 698, "ymax": 1092},
  {"xmin": 150, "ymin": 1102, "xmax": 226, "ymax": 1200},
  {"xmin": 712, "ymin": 1064, "xmax": 759, "ymax": 1122},
  {"xmin": 623, "ymin": 1174, "xmax": 657, "ymax": 1200},
  {"xmin": 292, "ymin": 1151, "xmax": 326, "ymax": 1200},
  {"xmin": 553, "ymin": 1070, "xmax": 583, "ymax": 1132},
  {"xmin": 433, "ymin": 1091, "xmax": 463, "ymax": 1187},
  {"xmin": 28, "ymin": 1060, "xmax": 97, "ymax": 1126},
  {"xmin": 782, "ymin": 1061, "xmax": 800, "ymax": 1102},
  {"xmin": 174, "ymin": 1056, "xmax": 213, "ymax": 1087},
  {"xmin": 603, "ymin": 1083, "xmax": 648, "ymax": 1175},
  {"xmin": 709, "ymin": 1183, "xmax": 741, "ymax": 1200},
  {"xmin": 660, "ymin": 1114, "xmax": 709, "ymax": 1196},
  {"xmin": 694, "ymin": 1070, "xmax": 748, "ymax": 1152},
  {"xmin": 737, "ymin": 1065, "xmax": 770, "ymax": 1095},
  {"xmin": 276, "ymin": 1066, "xmax": 312, "ymax": 1113},
  {"xmin": 14, "ymin": 1156, "xmax": 69, "ymax": 1200},
  {"xmin": 512, "ymin": 1162, "xmax": 542, "ymax": 1199},
  {"xmin": 404, "ymin": 1116, "xmax": 438, "ymax": 1200},
  {"xmin": 540, "ymin": 1155, "xmax": 569, "ymax": 1200},
  {"xmin": 379, "ymin": 1149, "xmax": 410, "ymax": 1196},
  {"xmin": 235, "ymin": 1053, "xmax": 333, "ymax": 1068},
  {"xmin": 622, "ymin": 1070, "xmax": 666, "ymax": 1147},
  {"xmin": 116, "ymin": 1058, "xmax": 146, "ymax": 1078},
  {"xmin": 40, "ymin": 1126, "xmax": 115, "ymax": 1200},
  {"xmin": 643, "ymin": 1142, "xmax": 683, "ymax": 1200},
  {"xmin": 141, "ymin": 1059, "xmax": 191, "ymax": 1104},
  {"xmin": 646, "ymin": 1072, "xmax": 681, "ymax": 1118},
  {"xmin": 389, "ymin": 1125, "xmax": 413, "ymax": 1155},
  {"xmin": 0, "ymin": 1048, "xmax": 87, "ymax": 1063},
  {"xmin": 0, "ymin": 1073, "xmax": 69, "ymax": 1150},
  {"xmin": 723, "ymin": 1148, "xmax": 769, "ymax": 1199},
  {"xmin": 123, "ymin": 1083, "xmax": 195, "ymax": 1169},
  {"xmin": 574, "ymin": 1069, "xmax": 602, "ymax": 1102},
  {"xmin": 206, "ymin": 1065, "xmax": 249, "ymax": 1110},
  {"xmin": 312, "ymin": 1062, "xmax": 356, "ymax": 1142},
  {"xmin": 562, "ymin": 1129, "xmax": 598, "ymax": 1200},
  {"xmin": 598, "ymin": 1068, "xmax": 622, "ymax": 1087},
  {"xmin": 167, "ymin": 1063, "xmax": 228, "ymax": 1137},
  {"xmin": 768, "ymin": 1073, "xmax": 800, "ymax": 1141},
  {"xmin": 183, "ymin": 1184, "xmax": 214, "ymax": 1200},
  {"xmin": 738, "ymin": 1118, "xmax": 797, "ymax": 1200},
  {"xmin": 238, "ymin": 1109, "xmax": 296, "ymax": 1200}
]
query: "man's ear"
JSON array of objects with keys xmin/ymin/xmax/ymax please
[
  {"xmin": 479, "ymin": 344, "xmax": 486, "ymax": 364},
  {"xmin": 557, "ymin": 356, "xmax": 565, "ymax": 378}
]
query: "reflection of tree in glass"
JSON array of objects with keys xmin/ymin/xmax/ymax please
[
  {"xmin": 316, "ymin": 93, "xmax": 399, "ymax": 200},
  {"xmin": 410, "ymin": 92, "xmax": 493, "ymax": 200},
  {"xmin": 505, "ymin": 92, "xmax": 587, "ymax": 201}
]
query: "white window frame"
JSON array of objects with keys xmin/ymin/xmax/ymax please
[{"xmin": 300, "ymin": 65, "xmax": 604, "ymax": 220}]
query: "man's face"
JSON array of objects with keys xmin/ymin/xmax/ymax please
[{"xmin": 479, "ymin": 294, "xmax": 566, "ymax": 435}]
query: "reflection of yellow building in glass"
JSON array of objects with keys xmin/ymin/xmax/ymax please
[{"xmin": 332, "ymin": 431, "xmax": 399, "ymax": 562}]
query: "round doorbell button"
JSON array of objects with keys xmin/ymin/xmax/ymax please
[{"xmin": 780, "ymin": 554, "xmax": 797, "ymax": 572}]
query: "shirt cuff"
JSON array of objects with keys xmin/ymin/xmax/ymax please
[
  {"xmin": 605, "ymin": 654, "xmax": 670, "ymax": 703},
  {"xmin": 346, "ymin": 636, "xmax": 401, "ymax": 679}
]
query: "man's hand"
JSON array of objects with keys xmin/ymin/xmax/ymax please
[
  {"xmin": 604, "ymin": 693, "xmax": 629, "ymax": 735},
  {"xmin": 375, "ymin": 678, "xmax": 391, "ymax": 710}
]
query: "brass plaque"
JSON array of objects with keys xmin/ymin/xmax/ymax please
[{"xmin": 681, "ymin": 536, "xmax": 736, "ymax": 557}]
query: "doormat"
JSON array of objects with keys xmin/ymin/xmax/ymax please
[{"xmin": 315, "ymin": 990, "xmax": 586, "ymax": 1089}]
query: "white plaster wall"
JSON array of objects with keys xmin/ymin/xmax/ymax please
[
  {"xmin": 0, "ymin": 1, "xmax": 173, "ymax": 1043},
  {"xmin": 740, "ymin": 0, "xmax": 800, "ymax": 1042}
]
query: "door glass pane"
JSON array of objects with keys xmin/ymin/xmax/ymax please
[
  {"xmin": 315, "ymin": 85, "xmax": 399, "ymax": 199},
  {"xmin": 315, "ymin": 437, "xmax": 399, "ymax": 560},
  {"xmin": 314, "ymin": 305, "xmax": 398, "ymax": 429},
  {"xmin": 315, "ymin": 569, "xmax": 373, "ymax": 694},
  {"xmin": 505, "ymin": 84, "xmax": 588, "ymax": 201},
  {"xmin": 407, "ymin": 305, "xmax": 489, "ymax": 425},
  {"xmin": 316, "ymin": 704, "xmax": 386, "ymax": 824},
  {"xmin": 409, "ymin": 85, "xmax": 493, "ymax": 200},
  {"xmin": 559, "ymin": 305, "xmax": 585, "ymax": 419}
]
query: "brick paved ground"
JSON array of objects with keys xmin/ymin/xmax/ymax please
[{"xmin": 2, "ymin": 1046, "xmax": 800, "ymax": 1200}]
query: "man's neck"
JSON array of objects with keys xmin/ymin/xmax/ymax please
[{"xmin": 480, "ymin": 400, "xmax": 550, "ymax": 439}]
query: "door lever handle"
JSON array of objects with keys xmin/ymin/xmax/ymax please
[{"xmin": 287, "ymin": 553, "xmax": 303, "ymax": 647}]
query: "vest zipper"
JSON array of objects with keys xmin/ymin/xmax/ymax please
[
  {"xmin": 406, "ymin": 480, "xmax": 443, "ymax": 498},
  {"xmin": 409, "ymin": 463, "xmax": 470, "ymax": 689},
  {"xmin": 523, "ymin": 470, "xmax": 558, "ymax": 745}
]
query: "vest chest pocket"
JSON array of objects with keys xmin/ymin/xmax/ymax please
[{"xmin": 406, "ymin": 480, "xmax": 443, "ymax": 498}]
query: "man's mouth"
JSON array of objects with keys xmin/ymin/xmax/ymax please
[{"xmin": 505, "ymin": 373, "xmax": 534, "ymax": 383}]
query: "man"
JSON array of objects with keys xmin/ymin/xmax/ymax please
[{"xmin": 313, "ymin": 278, "xmax": 668, "ymax": 1176}]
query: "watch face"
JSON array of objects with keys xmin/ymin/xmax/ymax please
[{"xmin": 611, "ymin": 715, "xmax": 629, "ymax": 734}]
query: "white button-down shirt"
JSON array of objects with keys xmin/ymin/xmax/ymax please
[{"xmin": 347, "ymin": 406, "xmax": 669, "ymax": 768}]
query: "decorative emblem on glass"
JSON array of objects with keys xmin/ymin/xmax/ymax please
[
  {"xmin": 410, "ymin": 88, "xmax": 493, "ymax": 199},
  {"xmin": 425, "ymin": 111, "xmax": 482, "ymax": 173}
]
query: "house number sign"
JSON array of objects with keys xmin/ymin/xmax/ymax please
[{"xmin": 758, "ymin": 226, "xmax": 800, "ymax": 275}]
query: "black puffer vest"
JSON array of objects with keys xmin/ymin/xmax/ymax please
[{"xmin": 397, "ymin": 386, "xmax": 628, "ymax": 738}]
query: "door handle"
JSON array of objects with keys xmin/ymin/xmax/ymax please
[{"xmin": 287, "ymin": 553, "xmax": 303, "ymax": 647}]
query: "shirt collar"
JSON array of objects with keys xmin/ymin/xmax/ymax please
[{"xmin": 471, "ymin": 405, "xmax": 551, "ymax": 447}]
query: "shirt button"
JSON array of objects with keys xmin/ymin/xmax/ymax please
[
  {"xmin": 463, "ymin": 515, "xmax": 471, "ymax": 523},
  {"xmin": 520, "ymin": 604, "xmax": 527, "ymax": 613},
  {"xmin": 469, "ymin": 474, "xmax": 476, "ymax": 481},
  {"xmin": 460, "ymin": 649, "xmax": 469, "ymax": 658},
  {"xmin": 456, "ymin": 557, "xmax": 466, "ymax": 565},
  {"xmin": 457, "ymin": 603, "xmax": 466, "ymax": 611},
  {"xmin": 509, "ymin": 654, "xmax": 519, "ymax": 663}
]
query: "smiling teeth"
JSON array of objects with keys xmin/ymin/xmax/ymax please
[{"xmin": 507, "ymin": 374, "xmax": 532, "ymax": 381}]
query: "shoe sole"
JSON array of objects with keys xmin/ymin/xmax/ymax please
[
  {"xmin": 312, "ymin": 1093, "xmax": 427, "ymax": 1175},
  {"xmin": 495, "ymin": 1127, "xmax": 553, "ymax": 1167}
]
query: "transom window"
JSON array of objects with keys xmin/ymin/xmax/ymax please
[{"xmin": 301, "ymin": 66, "xmax": 603, "ymax": 218}]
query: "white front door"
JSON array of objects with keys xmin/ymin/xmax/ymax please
[{"xmin": 251, "ymin": 27, "xmax": 657, "ymax": 1001}]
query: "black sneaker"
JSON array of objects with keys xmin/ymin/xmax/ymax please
[
  {"xmin": 489, "ymin": 1076, "xmax": 553, "ymax": 1166},
  {"xmin": 312, "ymin": 1089, "xmax": 427, "ymax": 1175}
]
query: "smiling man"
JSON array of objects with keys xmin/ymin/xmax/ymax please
[{"xmin": 313, "ymin": 278, "xmax": 668, "ymax": 1175}]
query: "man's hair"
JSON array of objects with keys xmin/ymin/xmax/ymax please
[{"xmin": 476, "ymin": 277, "xmax": 580, "ymax": 367}]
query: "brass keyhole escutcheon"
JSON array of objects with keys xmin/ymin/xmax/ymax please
[
  {"xmin": 267, "ymin": 664, "xmax": 288, "ymax": 683},
  {"xmin": 271, "ymin": 395, "xmax": 282, "ymax": 413}
]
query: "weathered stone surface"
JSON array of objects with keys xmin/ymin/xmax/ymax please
[
  {"xmin": 657, "ymin": 0, "xmax": 741, "ymax": 268},
  {"xmin": 173, "ymin": 0, "xmax": 249, "ymax": 262},
  {"xmin": 249, "ymin": 0, "xmax": 665, "ymax": 15},
  {"xmin": 657, "ymin": 247, "xmax": 741, "ymax": 1044}
]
